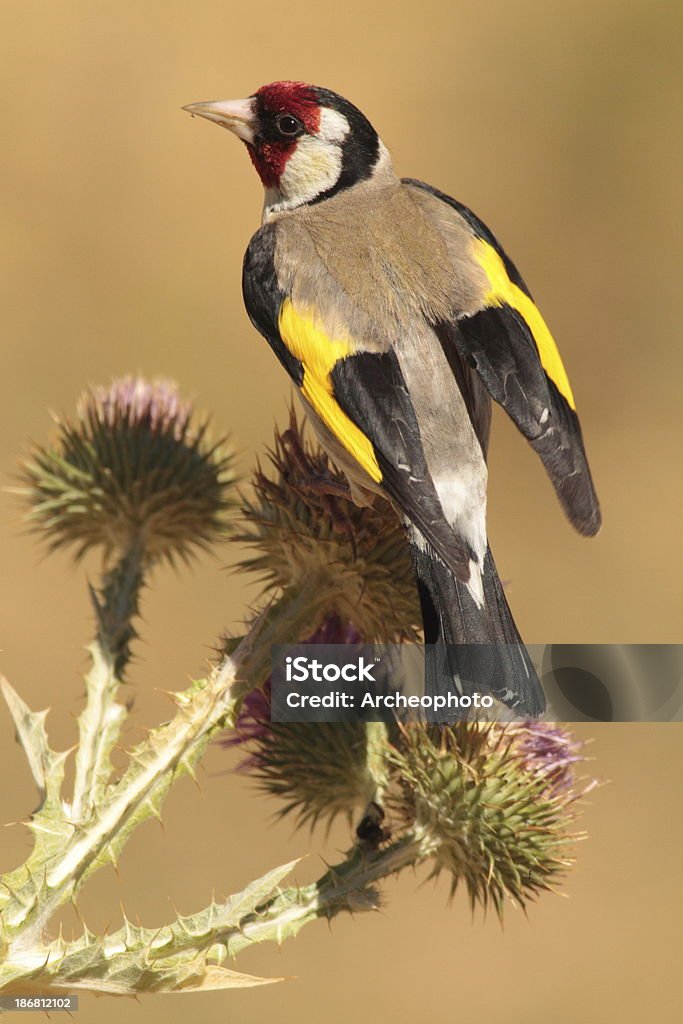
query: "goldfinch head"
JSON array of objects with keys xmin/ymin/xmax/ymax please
[{"xmin": 184, "ymin": 81, "xmax": 391, "ymax": 213}]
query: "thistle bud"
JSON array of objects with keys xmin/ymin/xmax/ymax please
[
  {"xmin": 20, "ymin": 377, "xmax": 235, "ymax": 564},
  {"xmin": 225, "ymin": 615, "xmax": 377, "ymax": 828},
  {"xmin": 234, "ymin": 409, "xmax": 420, "ymax": 642},
  {"xmin": 391, "ymin": 722, "xmax": 591, "ymax": 914}
]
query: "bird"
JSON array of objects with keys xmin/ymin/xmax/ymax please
[{"xmin": 183, "ymin": 81, "xmax": 601, "ymax": 718}]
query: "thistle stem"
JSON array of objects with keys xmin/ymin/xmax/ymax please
[
  {"xmin": 93, "ymin": 539, "xmax": 146, "ymax": 676},
  {"xmin": 225, "ymin": 830, "xmax": 432, "ymax": 959},
  {"xmin": 363, "ymin": 721, "xmax": 390, "ymax": 804},
  {"xmin": 70, "ymin": 539, "xmax": 145, "ymax": 823},
  {"xmin": 2, "ymin": 834, "xmax": 432, "ymax": 995},
  {"xmin": 2, "ymin": 580, "xmax": 338, "ymax": 950}
]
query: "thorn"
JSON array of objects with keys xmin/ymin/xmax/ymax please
[{"xmin": 167, "ymin": 895, "xmax": 180, "ymax": 919}]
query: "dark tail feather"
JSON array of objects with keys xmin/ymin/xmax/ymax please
[{"xmin": 409, "ymin": 538, "xmax": 545, "ymax": 718}]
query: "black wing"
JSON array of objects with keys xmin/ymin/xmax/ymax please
[
  {"xmin": 242, "ymin": 223, "xmax": 304, "ymax": 386},
  {"xmin": 405, "ymin": 178, "xmax": 601, "ymax": 537},
  {"xmin": 330, "ymin": 348, "xmax": 475, "ymax": 582},
  {"xmin": 242, "ymin": 226, "xmax": 473, "ymax": 582}
]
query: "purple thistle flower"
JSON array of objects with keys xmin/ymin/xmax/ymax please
[
  {"xmin": 20, "ymin": 376, "xmax": 235, "ymax": 564},
  {"xmin": 83, "ymin": 377, "xmax": 192, "ymax": 438},
  {"xmin": 507, "ymin": 722, "xmax": 586, "ymax": 797}
]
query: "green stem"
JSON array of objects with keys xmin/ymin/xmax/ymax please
[
  {"xmin": 2, "ymin": 834, "xmax": 431, "ymax": 996},
  {"xmin": 364, "ymin": 721, "xmax": 390, "ymax": 805},
  {"xmin": 93, "ymin": 539, "xmax": 146, "ymax": 677},
  {"xmin": 1, "ymin": 577, "xmax": 335, "ymax": 950},
  {"xmin": 70, "ymin": 540, "xmax": 145, "ymax": 824},
  {"xmin": 224, "ymin": 831, "xmax": 430, "ymax": 959}
]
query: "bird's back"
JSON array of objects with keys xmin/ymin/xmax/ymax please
[
  {"xmin": 261, "ymin": 175, "xmax": 492, "ymax": 561},
  {"xmin": 267, "ymin": 174, "xmax": 487, "ymax": 353}
]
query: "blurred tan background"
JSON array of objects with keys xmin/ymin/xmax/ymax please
[{"xmin": 1, "ymin": 1, "xmax": 681, "ymax": 1021}]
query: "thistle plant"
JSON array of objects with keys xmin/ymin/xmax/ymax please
[
  {"xmin": 234, "ymin": 408, "xmax": 421, "ymax": 650},
  {"xmin": 225, "ymin": 616, "xmax": 373, "ymax": 830},
  {"xmin": 0, "ymin": 380, "xmax": 596, "ymax": 999}
]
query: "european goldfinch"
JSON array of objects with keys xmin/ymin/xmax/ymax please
[{"xmin": 184, "ymin": 81, "xmax": 601, "ymax": 717}]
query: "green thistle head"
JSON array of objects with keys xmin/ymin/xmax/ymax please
[
  {"xmin": 391, "ymin": 722, "xmax": 590, "ymax": 915},
  {"xmin": 20, "ymin": 377, "xmax": 235, "ymax": 565},
  {"xmin": 234, "ymin": 409, "xmax": 420, "ymax": 641}
]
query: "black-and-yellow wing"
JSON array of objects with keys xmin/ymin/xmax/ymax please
[
  {"xmin": 242, "ymin": 225, "xmax": 474, "ymax": 583},
  {"xmin": 404, "ymin": 179, "xmax": 601, "ymax": 537}
]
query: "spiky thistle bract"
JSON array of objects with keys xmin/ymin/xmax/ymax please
[
  {"xmin": 390, "ymin": 722, "xmax": 592, "ymax": 915},
  {"xmin": 19, "ymin": 377, "xmax": 235, "ymax": 565},
  {"xmin": 225, "ymin": 615, "xmax": 377, "ymax": 829},
  {"xmin": 0, "ymin": 381, "xmax": 600, "ymax": 1000},
  {"xmin": 234, "ymin": 408, "xmax": 420, "ymax": 641}
]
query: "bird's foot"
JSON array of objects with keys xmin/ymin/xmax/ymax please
[{"xmin": 355, "ymin": 801, "xmax": 391, "ymax": 849}]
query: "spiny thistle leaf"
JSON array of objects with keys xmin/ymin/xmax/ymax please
[
  {"xmin": 234, "ymin": 408, "xmax": 420, "ymax": 642},
  {"xmin": 70, "ymin": 642, "xmax": 129, "ymax": 824},
  {"xmin": 0, "ymin": 861, "xmax": 299, "ymax": 995},
  {"xmin": 0, "ymin": 656, "xmax": 240, "ymax": 946},
  {"xmin": 1, "ymin": 386, "xmax": 600, "ymax": 1000},
  {"xmin": 0, "ymin": 679, "xmax": 73, "ymax": 911},
  {"xmin": 18, "ymin": 377, "xmax": 236, "ymax": 566},
  {"xmin": 77, "ymin": 673, "xmax": 236, "ymax": 882},
  {"xmin": 0, "ymin": 678, "xmax": 69, "ymax": 806}
]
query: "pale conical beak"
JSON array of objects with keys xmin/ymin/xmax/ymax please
[{"xmin": 182, "ymin": 97, "xmax": 256, "ymax": 143}]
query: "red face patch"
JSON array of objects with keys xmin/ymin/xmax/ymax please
[
  {"xmin": 247, "ymin": 81, "xmax": 322, "ymax": 188},
  {"xmin": 246, "ymin": 142, "xmax": 293, "ymax": 189},
  {"xmin": 255, "ymin": 81, "xmax": 321, "ymax": 134}
]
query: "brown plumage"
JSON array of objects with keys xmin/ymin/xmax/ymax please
[{"xmin": 273, "ymin": 169, "xmax": 487, "ymax": 349}]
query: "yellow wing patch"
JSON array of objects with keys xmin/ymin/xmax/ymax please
[
  {"xmin": 473, "ymin": 238, "xmax": 576, "ymax": 410},
  {"xmin": 278, "ymin": 299, "xmax": 382, "ymax": 483}
]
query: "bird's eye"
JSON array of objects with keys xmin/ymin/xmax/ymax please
[{"xmin": 277, "ymin": 114, "xmax": 303, "ymax": 136}]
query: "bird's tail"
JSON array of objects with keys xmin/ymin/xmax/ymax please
[{"xmin": 408, "ymin": 535, "xmax": 545, "ymax": 718}]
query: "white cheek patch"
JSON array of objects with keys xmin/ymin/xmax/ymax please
[
  {"xmin": 278, "ymin": 136, "xmax": 343, "ymax": 207},
  {"xmin": 374, "ymin": 140, "xmax": 393, "ymax": 175},
  {"xmin": 318, "ymin": 108, "xmax": 350, "ymax": 143},
  {"xmin": 262, "ymin": 107, "xmax": 350, "ymax": 217}
]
